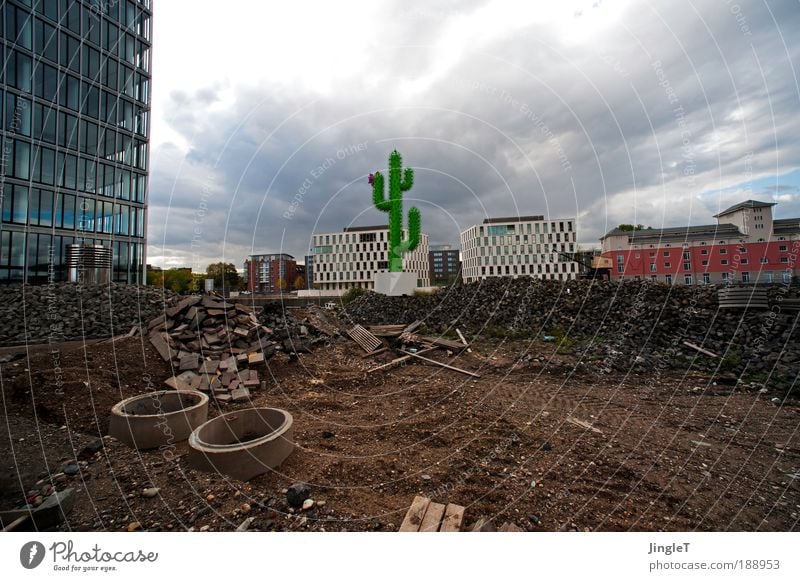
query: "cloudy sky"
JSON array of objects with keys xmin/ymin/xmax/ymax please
[{"xmin": 146, "ymin": 0, "xmax": 800, "ymax": 270}]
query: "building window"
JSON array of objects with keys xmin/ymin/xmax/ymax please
[
  {"xmin": 684, "ymin": 275, "xmax": 693, "ymax": 285},
  {"xmin": 741, "ymin": 258, "xmax": 748, "ymax": 265},
  {"xmin": 742, "ymin": 272, "xmax": 750, "ymax": 283},
  {"xmin": 664, "ymin": 262, "xmax": 671, "ymax": 268},
  {"xmin": 722, "ymin": 272, "xmax": 730, "ymax": 281},
  {"xmin": 780, "ymin": 257, "xmax": 789, "ymax": 263},
  {"xmin": 719, "ymin": 248, "xmax": 727, "ymax": 254},
  {"xmin": 665, "ymin": 274, "xmax": 672, "ymax": 285},
  {"xmin": 779, "ymin": 245, "xmax": 787, "ymax": 251},
  {"xmin": 663, "ymin": 251, "xmax": 670, "ymax": 257},
  {"xmin": 649, "ymin": 263, "xmax": 656, "ymax": 272},
  {"xmin": 765, "ymin": 272, "xmax": 773, "ymax": 283},
  {"xmin": 760, "ymin": 257, "xmax": 768, "ymax": 264},
  {"xmin": 683, "ymin": 262, "xmax": 691, "ymax": 271},
  {"xmin": 721, "ymin": 259, "xmax": 728, "ymax": 265},
  {"xmin": 701, "ymin": 249, "xmax": 708, "ymax": 255},
  {"xmin": 703, "ymin": 273, "xmax": 710, "ymax": 284}
]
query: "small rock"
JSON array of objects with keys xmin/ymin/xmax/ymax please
[
  {"xmin": 206, "ymin": 494, "xmax": 215, "ymax": 502},
  {"xmin": 286, "ymin": 483, "xmax": 311, "ymax": 508},
  {"xmin": 542, "ymin": 442, "xmax": 553, "ymax": 451},
  {"xmin": 32, "ymin": 495, "xmax": 44, "ymax": 507},
  {"xmin": 302, "ymin": 499, "xmax": 314, "ymax": 511},
  {"xmin": 236, "ymin": 517, "xmax": 255, "ymax": 532},
  {"xmin": 199, "ymin": 525, "xmax": 210, "ymax": 532},
  {"xmin": 63, "ymin": 463, "xmax": 79, "ymax": 476},
  {"xmin": 528, "ymin": 514, "xmax": 540, "ymax": 525},
  {"xmin": 316, "ymin": 500, "xmax": 326, "ymax": 507},
  {"xmin": 421, "ymin": 474, "xmax": 431, "ymax": 481},
  {"xmin": 127, "ymin": 521, "xmax": 141, "ymax": 532},
  {"xmin": 240, "ymin": 503, "xmax": 251, "ymax": 514},
  {"xmin": 142, "ymin": 487, "xmax": 160, "ymax": 498},
  {"xmin": 321, "ymin": 431, "xmax": 335, "ymax": 439}
]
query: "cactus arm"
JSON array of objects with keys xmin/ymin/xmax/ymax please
[
  {"xmin": 400, "ymin": 167, "xmax": 414, "ymax": 192},
  {"xmin": 396, "ymin": 206, "xmax": 421, "ymax": 253},
  {"xmin": 372, "ymin": 172, "xmax": 390, "ymax": 212}
]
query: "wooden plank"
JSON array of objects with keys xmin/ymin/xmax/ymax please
[
  {"xmin": 403, "ymin": 351, "xmax": 481, "ymax": 378},
  {"xmin": 683, "ymin": 341, "xmax": 719, "ymax": 358},
  {"xmin": 456, "ymin": 328, "xmax": 472, "ymax": 353},
  {"xmin": 347, "ymin": 324, "xmax": 383, "ymax": 353},
  {"xmin": 366, "ymin": 347, "xmax": 439, "ymax": 374},
  {"xmin": 361, "ymin": 346, "xmax": 388, "ymax": 359},
  {"xmin": 419, "ymin": 502, "xmax": 446, "ymax": 532},
  {"xmin": 399, "ymin": 496, "xmax": 431, "ymax": 532},
  {"xmin": 440, "ymin": 504, "xmax": 465, "ymax": 532},
  {"xmin": 418, "ymin": 335, "xmax": 468, "ymax": 351},
  {"xmin": 401, "ymin": 320, "xmax": 423, "ymax": 334},
  {"xmin": 566, "ymin": 416, "xmax": 603, "ymax": 434}
]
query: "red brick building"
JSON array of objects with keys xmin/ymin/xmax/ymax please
[
  {"xmin": 244, "ymin": 253, "xmax": 297, "ymax": 293},
  {"xmin": 600, "ymin": 200, "xmax": 800, "ymax": 285}
]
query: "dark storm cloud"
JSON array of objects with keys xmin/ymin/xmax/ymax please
[{"xmin": 147, "ymin": 0, "xmax": 800, "ymax": 268}]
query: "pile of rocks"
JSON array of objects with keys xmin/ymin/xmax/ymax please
[
  {"xmin": 0, "ymin": 283, "xmax": 175, "ymax": 345},
  {"xmin": 344, "ymin": 278, "xmax": 800, "ymax": 388},
  {"xmin": 149, "ymin": 295, "xmax": 326, "ymax": 403}
]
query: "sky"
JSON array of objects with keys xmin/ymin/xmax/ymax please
[{"xmin": 146, "ymin": 0, "xmax": 800, "ymax": 270}]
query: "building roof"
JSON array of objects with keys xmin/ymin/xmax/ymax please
[
  {"xmin": 774, "ymin": 218, "xmax": 800, "ymax": 235},
  {"xmin": 248, "ymin": 253, "xmax": 294, "ymax": 261},
  {"xmin": 482, "ymin": 215, "xmax": 545, "ymax": 224},
  {"xmin": 713, "ymin": 199, "xmax": 775, "ymax": 217},
  {"xmin": 342, "ymin": 225, "xmax": 389, "ymax": 232},
  {"xmin": 601, "ymin": 223, "xmax": 742, "ymax": 243}
]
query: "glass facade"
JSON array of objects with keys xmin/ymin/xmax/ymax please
[{"xmin": 1, "ymin": 0, "xmax": 151, "ymax": 284}]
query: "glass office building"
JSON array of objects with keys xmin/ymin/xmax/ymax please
[{"xmin": 1, "ymin": 0, "xmax": 151, "ymax": 284}]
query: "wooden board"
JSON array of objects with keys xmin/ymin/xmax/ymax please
[
  {"xmin": 402, "ymin": 351, "xmax": 481, "ymax": 378},
  {"xmin": 347, "ymin": 324, "xmax": 383, "ymax": 353},
  {"xmin": 399, "ymin": 496, "xmax": 431, "ymax": 532},
  {"xmin": 419, "ymin": 502, "xmax": 446, "ymax": 532},
  {"xmin": 439, "ymin": 503, "xmax": 466, "ymax": 532}
]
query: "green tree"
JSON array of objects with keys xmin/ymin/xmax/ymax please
[
  {"xmin": 206, "ymin": 262, "xmax": 242, "ymax": 291},
  {"xmin": 617, "ymin": 224, "xmax": 647, "ymax": 232},
  {"xmin": 293, "ymin": 275, "xmax": 305, "ymax": 290}
]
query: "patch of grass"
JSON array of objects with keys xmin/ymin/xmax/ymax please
[{"xmin": 341, "ymin": 287, "xmax": 370, "ymax": 305}]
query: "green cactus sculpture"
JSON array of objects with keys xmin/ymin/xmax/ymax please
[{"xmin": 370, "ymin": 150, "xmax": 421, "ymax": 272}]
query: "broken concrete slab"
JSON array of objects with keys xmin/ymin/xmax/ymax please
[
  {"xmin": 149, "ymin": 331, "xmax": 173, "ymax": 362},
  {"xmin": 230, "ymin": 387, "xmax": 250, "ymax": 402},
  {"xmin": 164, "ymin": 376, "xmax": 192, "ymax": 390}
]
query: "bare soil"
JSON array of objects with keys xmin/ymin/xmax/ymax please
[{"xmin": 1, "ymin": 313, "xmax": 798, "ymax": 532}]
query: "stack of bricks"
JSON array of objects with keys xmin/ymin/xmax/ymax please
[{"xmin": 150, "ymin": 295, "xmax": 273, "ymax": 404}]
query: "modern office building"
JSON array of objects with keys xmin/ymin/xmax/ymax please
[
  {"xmin": 428, "ymin": 244, "xmax": 461, "ymax": 286},
  {"xmin": 460, "ymin": 215, "xmax": 579, "ymax": 283},
  {"xmin": 1, "ymin": 0, "xmax": 152, "ymax": 284},
  {"xmin": 244, "ymin": 253, "xmax": 297, "ymax": 293},
  {"xmin": 303, "ymin": 254, "xmax": 314, "ymax": 290},
  {"xmin": 311, "ymin": 225, "xmax": 430, "ymax": 291},
  {"xmin": 600, "ymin": 200, "xmax": 800, "ymax": 285}
]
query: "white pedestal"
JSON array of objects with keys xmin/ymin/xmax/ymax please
[{"xmin": 374, "ymin": 272, "xmax": 417, "ymax": 296}]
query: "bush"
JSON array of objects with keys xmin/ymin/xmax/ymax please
[{"xmin": 341, "ymin": 287, "xmax": 370, "ymax": 305}]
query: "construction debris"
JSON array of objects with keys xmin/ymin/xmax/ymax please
[
  {"xmin": 148, "ymin": 294, "xmax": 325, "ymax": 404},
  {"xmin": 399, "ymin": 495, "xmax": 466, "ymax": 532}
]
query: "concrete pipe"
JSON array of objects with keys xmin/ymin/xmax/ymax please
[
  {"xmin": 109, "ymin": 390, "xmax": 209, "ymax": 450},
  {"xmin": 188, "ymin": 408, "xmax": 294, "ymax": 481}
]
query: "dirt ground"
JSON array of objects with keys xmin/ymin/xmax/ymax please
[{"xmin": 1, "ymin": 311, "xmax": 798, "ymax": 532}]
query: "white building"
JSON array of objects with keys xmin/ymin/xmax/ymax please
[
  {"xmin": 311, "ymin": 225, "xmax": 430, "ymax": 291},
  {"xmin": 460, "ymin": 215, "xmax": 579, "ymax": 282}
]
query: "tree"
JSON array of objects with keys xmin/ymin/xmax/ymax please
[
  {"xmin": 617, "ymin": 224, "xmax": 647, "ymax": 232},
  {"xmin": 293, "ymin": 275, "xmax": 305, "ymax": 290},
  {"xmin": 276, "ymin": 277, "xmax": 288, "ymax": 292},
  {"xmin": 147, "ymin": 269, "xmax": 194, "ymax": 293},
  {"xmin": 206, "ymin": 262, "xmax": 241, "ymax": 292}
]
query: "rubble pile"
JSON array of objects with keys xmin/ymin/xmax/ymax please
[
  {"xmin": 149, "ymin": 295, "xmax": 328, "ymax": 403},
  {"xmin": 0, "ymin": 283, "xmax": 175, "ymax": 345},
  {"xmin": 344, "ymin": 279, "xmax": 800, "ymax": 387}
]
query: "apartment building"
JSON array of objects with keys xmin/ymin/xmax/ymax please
[
  {"xmin": 600, "ymin": 200, "xmax": 800, "ymax": 284},
  {"xmin": 244, "ymin": 253, "xmax": 297, "ymax": 293},
  {"xmin": 460, "ymin": 215, "xmax": 579, "ymax": 283},
  {"xmin": 429, "ymin": 244, "xmax": 461, "ymax": 285},
  {"xmin": 311, "ymin": 225, "xmax": 429, "ymax": 291}
]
